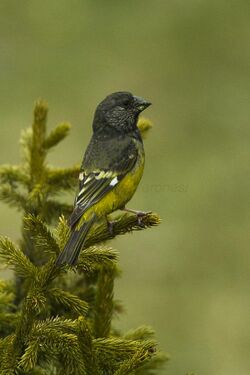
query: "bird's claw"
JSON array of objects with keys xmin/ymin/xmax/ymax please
[
  {"xmin": 122, "ymin": 207, "xmax": 152, "ymax": 227},
  {"xmin": 136, "ymin": 211, "xmax": 151, "ymax": 227},
  {"xmin": 107, "ymin": 219, "xmax": 116, "ymax": 236}
]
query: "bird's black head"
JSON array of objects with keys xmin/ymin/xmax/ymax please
[{"xmin": 92, "ymin": 91, "xmax": 151, "ymax": 135}]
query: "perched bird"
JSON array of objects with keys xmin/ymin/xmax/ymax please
[{"xmin": 56, "ymin": 91, "xmax": 151, "ymax": 266}]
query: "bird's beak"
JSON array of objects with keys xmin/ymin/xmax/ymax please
[{"xmin": 133, "ymin": 96, "xmax": 152, "ymax": 112}]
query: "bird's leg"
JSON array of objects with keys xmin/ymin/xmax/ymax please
[
  {"xmin": 106, "ymin": 215, "xmax": 116, "ymax": 236},
  {"xmin": 121, "ymin": 207, "xmax": 152, "ymax": 226}
]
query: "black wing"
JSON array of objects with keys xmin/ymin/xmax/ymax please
[{"xmin": 68, "ymin": 136, "xmax": 138, "ymax": 227}]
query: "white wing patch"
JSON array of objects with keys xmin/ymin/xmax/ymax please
[
  {"xmin": 95, "ymin": 170, "xmax": 116, "ymax": 180},
  {"xmin": 78, "ymin": 170, "xmax": 119, "ymax": 197},
  {"xmin": 79, "ymin": 172, "xmax": 85, "ymax": 181},
  {"xmin": 84, "ymin": 175, "xmax": 92, "ymax": 184},
  {"xmin": 110, "ymin": 176, "xmax": 118, "ymax": 186},
  {"xmin": 79, "ymin": 170, "xmax": 117, "ymax": 183}
]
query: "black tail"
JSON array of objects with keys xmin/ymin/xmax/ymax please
[{"xmin": 55, "ymin": 214, "xmax": 96, "ymax": 266}]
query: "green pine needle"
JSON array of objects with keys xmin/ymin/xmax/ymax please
[
  {"xmin": 46, "ymin": 165, "xmax": 79, "ymax": 193},
  {"xmin": 0, "ymin": 237, "xmax": 36, "ymax": 278},
  {"xmin": 94, "ymin": 264, "xmax": 116, "ymax": 338},
  {"xmin": 77, "ymin": 246, "xmax": 118, "ymax": 272},
  {"xmin": 43, "ymin": 122, "xmax": 71, "ymax": 150},
  {"xmin": 24, "ymin": 214, "xmax": 60, "ymax": 257},
  {"xmin": 47, "ymin": 288, "xmax": 88, "ymax": 316}
]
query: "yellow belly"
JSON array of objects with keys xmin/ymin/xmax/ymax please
[{"xmin": 77, "ymin": 151, "xmax": 145, "ymax": 227}]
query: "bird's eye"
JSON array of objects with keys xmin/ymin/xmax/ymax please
[{"xmin": 123, "ymin": 98, "xmax": 130, "ymax": 107}]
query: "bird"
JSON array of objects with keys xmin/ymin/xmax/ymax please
[{"xmin": 55, "ymin": 91, "xmax": 151, "ymax": 266}]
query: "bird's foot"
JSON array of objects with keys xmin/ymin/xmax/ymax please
[
  {"xmin": 121, "ymin": 208, "xmax": 152, "ymax": 227},
  {"xmin": 106, "ymin": 217, "xmax": 116, "ymax": 236}
]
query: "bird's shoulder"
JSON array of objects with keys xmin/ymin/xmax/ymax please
[{"xmin": 82, "ymin": 133, "xmax": 141, "ymax": 173}]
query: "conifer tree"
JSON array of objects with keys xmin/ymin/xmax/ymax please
[{"xmin": 0, "ymin": 100, "xmax": 167, "ymax": 374}]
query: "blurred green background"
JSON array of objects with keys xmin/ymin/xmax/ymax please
[{"xmin": 0, "ymin": 1, "xmax": 249, "ymax": 374}]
